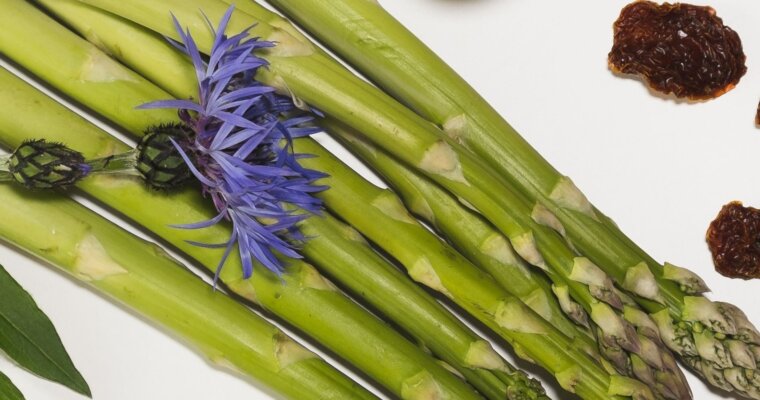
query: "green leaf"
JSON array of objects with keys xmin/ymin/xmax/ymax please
[
  {"xmin": 0, "ymin": 264, "xmax": 90, "ymax": 397},
  {"xmin": 0, "ymin": 370, "xmax": 25, "ymax": 400}
]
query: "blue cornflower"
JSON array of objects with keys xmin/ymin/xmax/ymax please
[{"xmin": 140, "ymin": 7, "xmax": 326, "ymax": 280}]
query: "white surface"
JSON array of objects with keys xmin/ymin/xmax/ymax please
[{"xmin": 2, "ymin": 0, "xmax": 759, "ymax": 399}]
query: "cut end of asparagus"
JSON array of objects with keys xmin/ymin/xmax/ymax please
[
  {"xmin": 79, "ymin": 46, "xmax": 137, "ymax": 83},
  {"xmin": 74, "ymin": 234, "xmax": 129, "ymax": 281},
  {"xmin": 418, "ymin": 140, "xmax": 468, "ymax": 184}
]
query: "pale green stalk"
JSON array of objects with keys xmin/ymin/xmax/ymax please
[
  {"xmin": 31, "ymin": 2, "xmax": 543, "ymax": 399},
  {"xmin": 0, "ymin": 184, "xmax": 374, "ymax": 400},
  {"xmin": 259, "ymin": 1, "xmax": 760, "ymax": 398},
  {"xmin": 0, "ymin": 5, "xmax": 481, "ymax": 400}
]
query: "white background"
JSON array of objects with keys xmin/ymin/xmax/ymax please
[{"xmin": 2, "ymin": 0, "xmax": 759, "ymax": 399}]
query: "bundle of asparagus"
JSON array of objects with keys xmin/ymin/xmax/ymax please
[
  {"xmin": 16, "ymin": 1, "xmax": 654, "ymax": 399},
  {"xmin": 261, "ymin": 1, "xmax": 760, "ymax": 398},
  {"xmin": 0, "ymin": 0, "xmax": 754, "ymax": 399}
]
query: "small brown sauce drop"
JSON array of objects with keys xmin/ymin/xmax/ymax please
[
  {"xmin": 609, "ymin": 1, "xmax": 746, "ymax": 100},
  {"xmin": 707, "ymin": 202, "xmax": 760, "ymax": 279}
]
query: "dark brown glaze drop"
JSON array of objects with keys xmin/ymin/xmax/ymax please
[
  {"xmin": 707, "ymin": 202, "xmax": 760, "ymax": 279},
  {"xmin": 609, "ymin": 1, "xmax": 746, "ymax": 100},
  {"xmin": 755, "ymin": 100, "xmax": 760, "ymax": 126}
]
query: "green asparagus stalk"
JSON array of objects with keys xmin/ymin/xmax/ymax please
[
  {"xmin": 324, "ymin": 119, "xmax": 692, "ymax": 400},
  {"xmin": 29, "ymin": 2, "xmax": 542, "ymax": 399},
  {"xmin": 0, "ymin": 184, "xmax": 375, "ymax": 400},
  {"xmin": 255, "ymin": 0, "xmax": 760, "ymax": 397},
  {"xmin": 0, "ymin": 8, "xmax": 482, "ymax": 400}
]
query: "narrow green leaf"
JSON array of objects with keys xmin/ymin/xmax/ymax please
[
  {"xmin": 0, "ymin": 264, "xmax": 90, "ymax": 397},
  {"xmin": 0, "ymin": 370, "xmax": 25, "ymax": 400}
]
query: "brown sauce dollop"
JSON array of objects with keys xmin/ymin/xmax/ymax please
[
  {"xmin": 707, "ymin": 202, "xmax": 760, "ymax": 279},
  {"xmin": 609, "ymin": 1, "xmax": 746, "ymax": 100}
]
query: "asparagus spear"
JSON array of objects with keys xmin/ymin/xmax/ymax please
[
  {"xmin": 0, "ymin": 10, "xmax": 482, "ymax": 400},
  {"xmin": 0, "ymin": 181, "xmax": 375, "ymax": 400},
  {"xmin": 252, "ymin": 0, "xmax": 760, "ymax": 397}
]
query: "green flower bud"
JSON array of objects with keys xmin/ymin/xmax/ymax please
[
  {"xmin": 8, "ymin": 139, "xmax": 89, "ymax": 189},
  {"xmin": 137, "ymin": 123, "xmax": 192, "ymax": 190}
]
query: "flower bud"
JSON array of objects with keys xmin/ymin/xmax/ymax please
[
  {"xmin": 137, "ymin": 123, "xmax": 192, "ymax": 190},
  {"xmin": 8, "ymin": 139, "xmax": 89, "ymax": 189}
]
